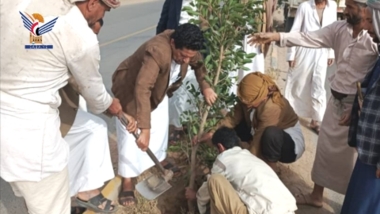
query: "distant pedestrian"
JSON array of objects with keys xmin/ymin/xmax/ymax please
[{"xmin": 285, "ymin": 0, "xmax": 337, "ymax": 134}]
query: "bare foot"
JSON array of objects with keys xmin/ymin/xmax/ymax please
[
  {"xmin": 310, "ymin": 120, "xmax": 320, "ymax": 134},
  {"xmin": 295, "ymin": 193, "xmax": 323, "ymax": 208}
]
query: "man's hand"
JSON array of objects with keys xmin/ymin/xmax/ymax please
[
  {"xmin": 248, "ymin": 33, "xmax": 280, "ymax": 46},
  {"xmin": 376, "ymin": 168, "xmax": 380, "ymax": 179},
  {"xmin": 328, "ymin": 58, "xmax": 334, "ymax": 66},
  {"xmin": 203, "ymin": 88, "xmax": 217, "ymax": 105},
  {"xmin": 288, "ymin": 61, "xmax": 295, "ymax": 68},
  {"xmin": 192, "ymin": 132, "xmax": 213, "ymax": 145},
  {"xmin": 107, "ymin": 98, "xmax": 122, "ymax": 116},
  {"xmin": 137, "ymin": 128, "xmax": 150, "ymax": 151},
  {"xmin": 185, "ymin": 187, "xmax": 197, "ymax": 201},
  {"xmin": 120, "ymin": 113, "xmax": 137, "ymax": 133}
]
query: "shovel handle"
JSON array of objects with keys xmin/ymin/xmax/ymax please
[{"xmin": 119, "ymin": 114, "xmax": 167, "ymax": 175}]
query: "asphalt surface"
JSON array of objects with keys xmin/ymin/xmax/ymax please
[{"xmin": 0, "ymin": 1, "xmax": 164, "ymax": 213}]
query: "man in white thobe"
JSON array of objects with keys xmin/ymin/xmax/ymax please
[
  {"xmin": 59, "ymin": 18, "xmax": 123, "ymax": 213},
  {"xmin": 185, "ymin": 127, "xmax": 297, "ymax": 214},
  {"xmin": 285, "ymin": 0, "xmax": 337, "ymax": 133},
  {"xmin": 248, "ymin": 0, "xmax": 378, "ymax": 207},
  {"xmin": 0, "ymin": 0, "xmax": 124, "ymax": 213}
]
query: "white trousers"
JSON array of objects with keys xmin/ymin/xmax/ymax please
[
  {"xmin": 116, "ymin": 96, "xmax": 169, "ymax": 178},
  {"xmin": 284, "ymin": 47, "xmax": 328, "ymax": 122},
  {"xmin": 10, "ymin": 167, "xmax": 70, "ymax": 214},
  {"xmin": 65, "ymin": 109, "xmax": 114, "ymax": 196},
  {"xmin": 169, "ymin": 69, "xmax": 199, "ymax": 128}
]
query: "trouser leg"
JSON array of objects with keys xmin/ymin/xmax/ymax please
[
  {"xmin": 10, "ymin": 167, "xmax": 70, "ymax": 214},
  {"xmin": 208, "ymin": 174, "xmax": 248, "ymax": 214},
  {"xmin": 261, "ymin": 126, "xmax": 297, "ymax": 163}
]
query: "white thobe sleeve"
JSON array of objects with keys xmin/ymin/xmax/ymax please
[
  {"xmin": 327, "ymin": 5, "xmax": 337, "ymax": 59},
  {"xmin": 280, "ymin": 22, "xmax": 335, "ymax": 50},
  {"xmin": 287, "ymin": 4, "xmax": 305, "ymax": 61},
  {"xmin": 66, "ymin": 44, "xmax": 112, "ymax": 114},
  {"xmin": 197, "ymin": 179, "xmax": 210, "ymax": 214}
]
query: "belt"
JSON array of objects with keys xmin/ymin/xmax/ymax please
[{"xmin": 331, "ymin": 89, "xmax": 347, "ymax": 100}]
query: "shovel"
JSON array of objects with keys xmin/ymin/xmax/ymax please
[{"xmin": 118, "ymin": 114, "xmax": 173, "ymax": 200}]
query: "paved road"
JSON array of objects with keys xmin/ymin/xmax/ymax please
[{"xmin": 0, "ymin": 1, "xmax": 163, "ymax": 213}]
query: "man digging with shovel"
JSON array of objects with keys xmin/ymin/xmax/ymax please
[{"xmin": 111, "ymin": 23, "xmax": 217, "ymax": 206}]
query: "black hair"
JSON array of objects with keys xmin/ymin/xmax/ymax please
[
  {"xmin": 98, "ymin": 18, "xmax": 104, "ymax": 26},
  {"xmin": 170, "ymin": 23, "xmax": 204, "ymax": 51},
  {"xmin": 212, "ymin": 126, "xmax": 240, "ymax": 149}
]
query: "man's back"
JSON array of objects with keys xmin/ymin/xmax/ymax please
[
  {"xmin": 213, "ymin": 147, "xmax": 297, "ymax": 213},
  {"xmin": 1, "ymin": 6, "xmax": 99, "ymax": 114}
]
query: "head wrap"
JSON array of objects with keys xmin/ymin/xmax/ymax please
[
  {"xmin": 368, "ymin": 0, "xmax": 380, "ymax": 41},
  {"xmin": 237, "ymin": 72, "xmax": 285, "ymax": 108},
  {"xmin": 69, "ymin": 0, "xmax": 120, "ymax": 9}
]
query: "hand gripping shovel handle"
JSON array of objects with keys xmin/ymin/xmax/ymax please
[{"xmin": 119, "ymin": 114, "xmax": 167, "ymax": 175}]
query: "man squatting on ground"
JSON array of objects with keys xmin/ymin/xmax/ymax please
[{"xmin": 185, "ymin": 127, "xmax": 298, "ymax": 214}]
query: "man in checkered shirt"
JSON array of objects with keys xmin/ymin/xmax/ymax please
[{"xmin": 342, "ymin": 0, "xmax": 380, "ymax": 212}]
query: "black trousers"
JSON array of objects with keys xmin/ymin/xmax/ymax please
[{"xmin": 261, "ymin": 126, "xmax": 297, "ymax": 163}]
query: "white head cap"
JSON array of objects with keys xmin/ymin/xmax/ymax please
[{"xmin": 69, "ymin": 0, "xmax": 120, "ymax": 9}]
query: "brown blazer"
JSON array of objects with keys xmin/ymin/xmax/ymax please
[
  {"xmin": 111, "ymin": 30, "xmax": 210, "ymax": 129},
  {"xmin": 58, "ymin": 83, "xmax": 80, "ymax": 137},
  {"xmin": 217, "ymin": 97, "xmax": 298, "ymax": 156}
]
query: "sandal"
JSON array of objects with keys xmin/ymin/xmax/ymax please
[
  {"xmin": 163, "ymin": 162, "xmax": 181, "ymax": 176},
  {"xmin": 310, "ymin": 125, "xmax": 320, "ymax": 135},
  {"xmin": 169, "ymin": 130, "xmax": 182, "ymax": 143},
  {"xmin": 76, "ymin": 193, "xmax": 118, "ymax": 213},
  {"xmin": 295, "ymin": 193, "xmax": 323, "ymax": 208},
  {"xmin": 71, "ymin": 206, "xmax": 86, "ymax": 214},
  {"xmin": 118, "ymin": 190, "xmax": 137, "ymax": 207}
]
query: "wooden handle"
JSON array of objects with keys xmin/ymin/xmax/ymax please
[{"xmin": 119, "ymin": 114, "xmax": 166, "ymax": 175}]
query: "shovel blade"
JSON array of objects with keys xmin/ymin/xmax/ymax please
[{"xmin": 135, "ymin": 175, "xmax": 172, "ymax": 200}]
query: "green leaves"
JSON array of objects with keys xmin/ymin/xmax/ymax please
[{"xmin": 181, "ymin": 0, "xmax": 262, "ymax": 170}]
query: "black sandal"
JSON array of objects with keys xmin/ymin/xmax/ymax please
[
  {"xmin": 310, "ymin": 125, "xmax": 320, "ymax": 135},
  {"xmin": 76, "ymin": 193, "xmax": 117, "ymax": 213},
  {"xmin": 118, "ymin": 190, "xmax": 138, "ymax": 207},
  {"xmin": 71, "ymin": 206, "xmax": 86, "ymax": 214},
  {"xmin": 169, "ymin": 130, "xmax": 182, "ymax": 143},
  {"xmin": 163, "ymin": 162, "xmax": 181, "ymax": 176}
]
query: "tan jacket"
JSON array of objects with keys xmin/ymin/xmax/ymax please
[
  {"xmin": 111, "ymin": 30, "xmax": 210, "ymax": 129},
  {"xmin": 218, "ymin": 98, "xmax": 298, "ymax": 156}
]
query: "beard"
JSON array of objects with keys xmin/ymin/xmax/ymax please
[{"xmin": 346, "ymin": 14, "xmax": 362, "ymax": 25}]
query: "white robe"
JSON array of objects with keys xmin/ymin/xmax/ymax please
[
  {"xmin": 284, "ymin": 0, "xmax": 337, "ymax": 122},
  {"xmin": 117, "ymin": 61, "xmax": 180, "ymax": 177},
  {"xmin": 169, "ymin": 68, "xmax": 199, "ymax": 128},
  {"xmin": 230, "ymin": 36, "xmax": 265, "ymax": 95},
  {"xmin": 65, "ymin": 106, "xmax": 114, "ymax": 196}
]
